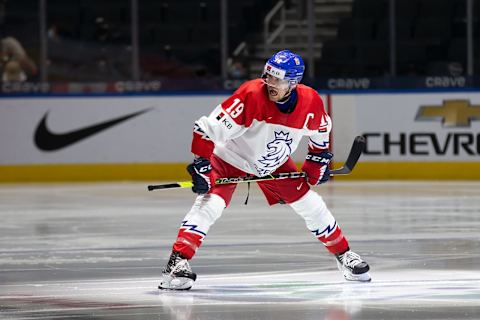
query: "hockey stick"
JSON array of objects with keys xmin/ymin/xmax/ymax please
[
  {"xmin": 328, "ymin": 135, "xmax": 365, "ymax": 175},
  {"xmin": 147, "ymin": 135, "xmax": 365, "ymax": 191}
]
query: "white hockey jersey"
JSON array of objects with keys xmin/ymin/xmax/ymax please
[{"xmin": 192, "ymin": 79, "xmax": 331, "ymax": 177}]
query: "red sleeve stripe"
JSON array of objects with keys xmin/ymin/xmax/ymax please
[{"xmin": 191, "ymin": 132, "xmax": 214, "ymax": 158}]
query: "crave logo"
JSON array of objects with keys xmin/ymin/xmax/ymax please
[{"xmin": 416, "ymin": 100, "xmax": 480, "ymax": 128}]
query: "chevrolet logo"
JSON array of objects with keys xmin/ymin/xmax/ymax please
[{"xmin": 416, "ymin": 100, "xmax": 480, "ymax": 127}]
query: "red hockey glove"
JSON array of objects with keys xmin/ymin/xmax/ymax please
[
  {"xmin": 301, "ymin": 151, "xmax": 333, "ymax": 185},
  {"xmin": 186, "ymin": 157, "xmax": 215, "ymax": 194}
]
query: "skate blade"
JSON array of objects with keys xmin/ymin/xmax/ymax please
[
  {"xmin": 343, "ymin": 271, "xmax": 371, "ymax": 282},
  {"xmin": 158, "ymin": 275, "xmax": 194, "ymax": 290}
]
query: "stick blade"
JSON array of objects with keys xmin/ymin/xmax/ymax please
[
  {"xmin": 344, "ymin": 135, "xmax": 366, "ymax": 170},
  {"xmin": 330, "ymin": 135, "xmax": 365, "ymax": 175}
]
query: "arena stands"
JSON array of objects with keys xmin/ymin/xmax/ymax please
[{"xmin": 0, "ymin": 0, "xmax": 478, "ymax": 82}]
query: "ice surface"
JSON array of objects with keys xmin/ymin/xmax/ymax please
[{"xmin": 1, "ymin": 181, "xmax": 479, "ymax": 319}]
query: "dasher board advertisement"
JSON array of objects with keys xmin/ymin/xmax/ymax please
[
  {"xmin": 354, "ymin": 93, "xmax": 480, "ymax": 161},
  {"xmin": 0, "ymin": 95, "xmax": 226, "ymax": 164}
]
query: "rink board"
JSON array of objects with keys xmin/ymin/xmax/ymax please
[
  {"xmin": 0, "ymin": 91, "xmax": 479, "ymax": 181},
  {"xmin": 1, "ymin": 161, "xmax": 480, "ymax": 182}
]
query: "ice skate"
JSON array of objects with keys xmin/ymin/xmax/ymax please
[
  {"xmin": 336, "ymin": 250, "xmax": 371, "ymax": 282},
  {"xmin": 159, "ymin": 251, "xmax": 197, "ymax": 290}
]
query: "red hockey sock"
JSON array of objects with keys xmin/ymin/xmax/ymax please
[
  {"xmin": 172, "ymin": 229, "xmax": 204, "ymax": 260},
  {"xmin": 317, "ymin": 226, "xmax": 349, "ymax": 255}
]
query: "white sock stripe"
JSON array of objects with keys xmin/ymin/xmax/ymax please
[
  {"xmin": 176, "ymin": 236, "xmax": 201, "ymax": 250},
  {"xmin": 323, "ymin": 234, "xmax": 344, "ymax": 247}
]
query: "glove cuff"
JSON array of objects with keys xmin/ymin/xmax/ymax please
[{"xmin": 305, "ymin": 151, "xmax": 333, "ymax": 164}]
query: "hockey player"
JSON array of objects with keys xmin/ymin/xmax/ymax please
[{"xmin": 159, "ymin": 50, "xmax": 370, "ymax": 290}]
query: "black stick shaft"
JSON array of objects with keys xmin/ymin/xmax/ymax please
[{"xmin": 147, "ymin": 135, "xmax": 365, "ymax": 191}]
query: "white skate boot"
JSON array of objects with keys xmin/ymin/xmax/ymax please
[
  {"xmin": 336, "ymin": 250, "xmax": 371, "ymax": 282},
  {"xmin": 159, "ymin": 251, "xmax": 197, "ymax": 290}
]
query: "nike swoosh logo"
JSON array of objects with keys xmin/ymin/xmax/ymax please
[
  {"xmin": 34, "ymin": 108, "xmax": 152, "ymax": 151},
  {"xmin": 296, "ymin": 182, "xmax": 304, "ymax": 190}
]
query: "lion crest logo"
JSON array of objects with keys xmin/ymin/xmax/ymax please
[{"xmin": 256, "ymin": 131, "xmax": 293, "ymax": 175}]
